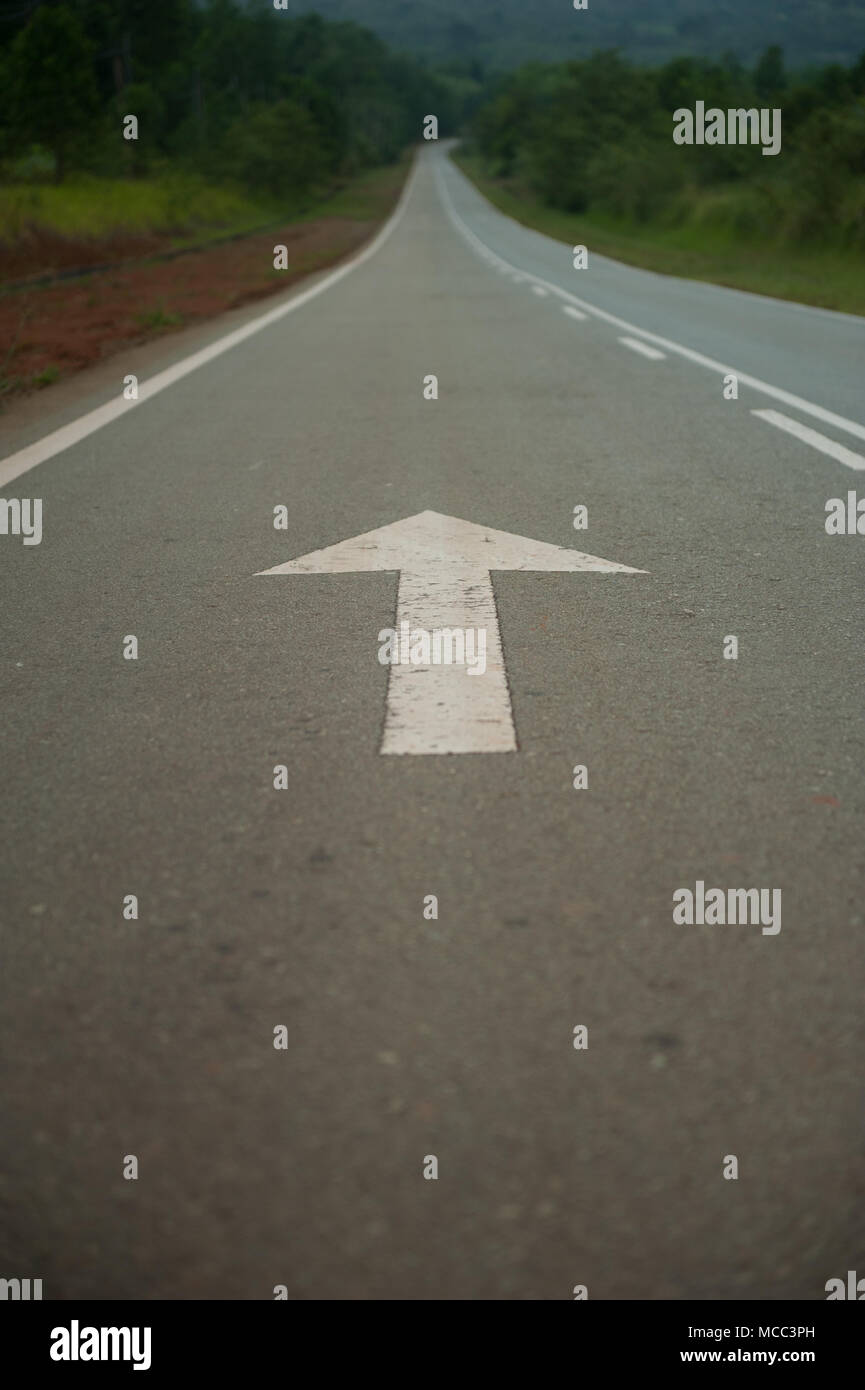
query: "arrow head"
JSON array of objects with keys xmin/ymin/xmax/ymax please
[{"xmin": 257, "ymin": 510, "xmax": 646, "ymax": 575}]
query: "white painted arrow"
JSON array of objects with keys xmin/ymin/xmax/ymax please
[{"xmin": 257, "ymin": 510, "xmax": 645, "ymax": 755}]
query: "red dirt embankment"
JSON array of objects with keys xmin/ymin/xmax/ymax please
[{"xmin": 0, "ymin": 192, "xmax": 396, "ymax": 402}]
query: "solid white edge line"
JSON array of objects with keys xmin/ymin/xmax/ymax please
[
  {"xmin": 751, "ymin": 409, "xmax": 865, "ymax": 471},
  {"xmin": 0, "ymin": 153, "xmax": 421, "ymax": 488},
  {"xmin": 619, "ymin": 336, "xmax": 666, "ymax": 361},
  {"xmin": 435, "ymin": 157, "xmax": 865, "ymax": 446}
]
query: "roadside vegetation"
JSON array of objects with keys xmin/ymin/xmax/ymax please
[
  {"xmin": 0, "ymin": 0, "xmax": 464, "ymax": 275},
  {"xmin": 0, "ymin": 1, "xmax": 458, "ymax": 400},
  {"xmin": 0, "ymin": 159, "xmax": 407, "ymax": 403},
  {"xmin": 459, "ymin": 46, "xmax": 865, "ymax": 314},
  {"xmin": 0, "ymin": 173, "xmax": 280, "ymax": 248}
]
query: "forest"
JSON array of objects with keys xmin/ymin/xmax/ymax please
[
  {"xmin": 468, "ymin": 46, "xmax": 865, "ymax": 253},
  {"xmin": 0, "ymin": 0, "xmax": 462, "ymax": 190}
]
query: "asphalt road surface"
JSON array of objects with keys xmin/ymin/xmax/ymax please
[{"xmin": 1, "ymin": 144, "xmax": 863, "ymax": 1300}]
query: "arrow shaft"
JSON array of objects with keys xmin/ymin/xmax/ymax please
[{"xmin": 381, "ymin": 568, "xmax": 516, "ymax": 755}]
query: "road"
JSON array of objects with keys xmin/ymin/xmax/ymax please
[{"xmin": 1, "ymin": 144, "xmax": 863, "ymax": 1300}]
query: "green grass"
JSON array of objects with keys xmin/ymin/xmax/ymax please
[
  {"xmin": 0, "ymin": 154, "xmax": 411, "ymax": 252},
  {"xmin": 0, "ymin": 366, "xmax": 61, "ymax": 398},
  {"xmin": 134, "ymin": 304, "xmax": 183, "ymax": 331},
  {"xmin": 453, "ymin": 151, "xmax": 865, "ymax": 317},
  {"xmin": 32, "ymin": 364, "xmax": 60, "ymax": 387},
  {"xmin": 0, "ymin": 171, "xmax": 282, "ymax": 244}
]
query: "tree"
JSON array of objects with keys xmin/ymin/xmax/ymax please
[
  {"xmin": 754, "ymin": 44, "xmax": 786, "ymax": 100},
  {"xmin": 223, "ymin": 100, "xmax": 327, "ymax": 197},
  {"xmin": 9, "ymin": 7, "xmax": 100, "ymax": 181}
]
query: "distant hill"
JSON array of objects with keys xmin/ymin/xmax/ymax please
[{"xmin": 270, "ymin": 1, "xmax": 865, "ymax": 70}]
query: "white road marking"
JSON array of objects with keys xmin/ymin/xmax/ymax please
[
  {"xmin": 619, "ymin": 336, "xmax": 666, "ymax": 361},
  {"xmin": 384, "ymin": 563, "xmax": 515, "ymax": 755},
  {"xmin": 751, "ymin": 409, "xmax": 865, "ymax": 471},
  {"xmin": 435, "ymin": 160, "xmax": 865, "ymax": 446},
  {"xmin": 258, "ymin": 510, "xmax": 645, "ymax": 756},
  {"xmin": 0, "ymin": 157, "xmax": 421, "ymax": 488},
  {"xmin": 531, "ymin": 285, "xmax": 548, "ymax": 297},
  {"xmin": 562, "ymin": 305, "xmax": 588, "ymax": 322}
]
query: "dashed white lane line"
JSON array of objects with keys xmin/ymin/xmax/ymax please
[
  {"xmin": 0, "ymin": 156, "xmax": 424, "ymax": 487},
  {"xmin": 619, "ymin": 336, "xmax": 666, "ymax": 361},
  {"xmin": 531, "ymin": 285, "xmax": 548, "ymax": 297},
  {"xmin": 751, "ymin": 409, "xmax": 865, "ymax": 471},
  {"xmin": 435, "ymin": 159, "xmax": 865, "ymax": 448},
  {"xmin": 562, "ymin": 305, "xmax": 588, "ymax": 322}
]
